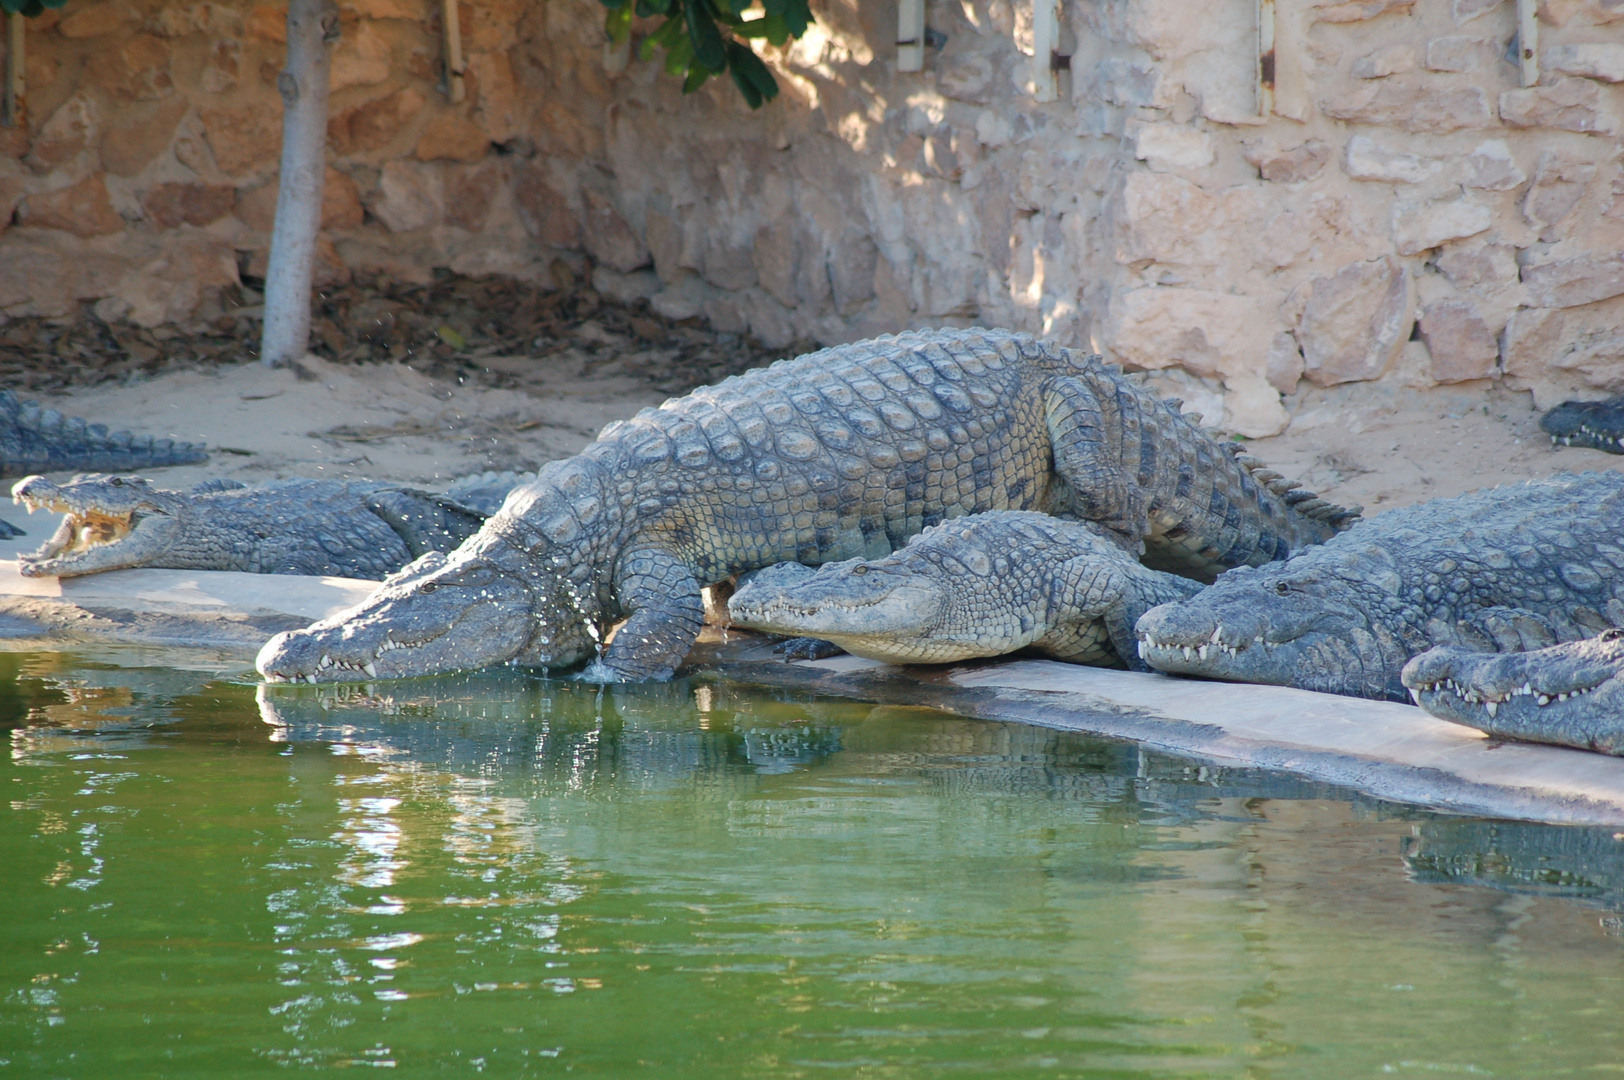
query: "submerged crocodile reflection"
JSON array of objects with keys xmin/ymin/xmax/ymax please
[{"xmin": 1405, "ymin": 819, "xmax": 1624, "ymax": 911}]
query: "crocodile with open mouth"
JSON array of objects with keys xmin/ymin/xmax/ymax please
[
  {"xmin": 1135, "ymin": 471, "xmax": 1624, "ymax": 702},
  {"xmin": 12, "ymin": 471, "xmax": 528, "ymax": 579},
  {"xmin": 0, "ymin": 389, "xmax": 208, "ymax": 539},
  {"xmin": 727, "ymin": 511, "xmax": 1203, "ymax": 667},
  {"xmin": 256, "ymin": 327, "xmax": 1356, "ymax": 685},
  {"xmin": 1402, "ymin": 629, "xmax": 1624, "ymax": 754}
]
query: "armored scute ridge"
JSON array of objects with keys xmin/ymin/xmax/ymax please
[
  {"xmin": 12, "ymin": 472, "xmax": 530, "ymax": 580},
  {"xmin": 257, "ymin": 327, "xmax": 1356, "ymax": 685},
  {"xmin": 1403, "ymin": 629, "xmax": 1624, "ymax": 754},
  {"xmin": 728, "ymin": 511, "xmax": 1204, "ymax": 668},
  {"xmin": 0, "ymin": 389, "xmax": 208, "ymax": 539},
  {"xmin": 1136, "ymin": 471, "xmax": 1624, "ymax": 703}
]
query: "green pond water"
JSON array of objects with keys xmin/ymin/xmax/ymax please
[{"xmin": 4, "ymin": 649, "xmax": 1624, "ymax": 1078}]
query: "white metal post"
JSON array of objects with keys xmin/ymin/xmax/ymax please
[
  {"xmin": 1031, "ymin": 0, "xmax": 1058, "ymax": 101},
  {"xmin": 442, "ymin": 0, "xmax": 466, "ymax": 102},
  {"xmin": 897, "ymin": 0, "xmax": 924, "ymax": 73},
  {"xmin": 1516, "ymin": 0, "xmax": 1538, "ymax": 87},
  {"xmin": 1257, "ymin": 0, "xmax": 1275, "ymax": 117}
]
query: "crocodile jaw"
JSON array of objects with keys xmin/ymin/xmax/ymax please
[
  {"xmin": 257, "ymin": 552, "xmax": 539, "ymax": 684},
  {"xmin": 729, "ymin": 567, "xmax": 959, "ymax": 663},
  {"xmin": 12, "ymin": 475, "xmax": 179, "ymax": 578}
]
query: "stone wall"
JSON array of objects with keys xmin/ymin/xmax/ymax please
[{"xmin": 2, "ymin": 0, "xmax": 1622, "ymax": 431}]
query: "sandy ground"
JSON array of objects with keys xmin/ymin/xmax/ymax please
[{"xmin": 11, "ymin": 351, "xmax": 1624, "ymax": 518}]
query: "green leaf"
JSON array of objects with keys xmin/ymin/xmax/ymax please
[
  {"xmin": 436, "ymin": 325, "xmax": 468, "ymax": 350},
  {"xmin": 604, "ymin": 4, "xmax": 632, "ymax": 45},
  {"xmin": 726, "ymin": 40, "xmax": 778, "ymax": 107},
  {"xmin": 634, "ymin": 0, "xmax": 670, "ymax": 16},
  {"xmin": 663, "ymin": 33, "xmax": 693, "ymax": 75},
  {"xmin": 684, "ymin": 0, "xmax": 726, "ymax": 73},
  {"xmin": 682, "ymin": 65, "xmax": 710, "ymax": 93},
  {"xmin": 762, "ymin": 0, "xmax": 811, "ymax": 38}
]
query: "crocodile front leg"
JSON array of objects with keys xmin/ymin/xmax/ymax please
[{"xmin": 599, "ymin": 547, "xmax": 706, "ymax": 681}]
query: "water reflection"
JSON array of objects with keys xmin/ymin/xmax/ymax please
[{"xmin": 5, "ymin": 652, "xmax": 1624, "ymax": 1076}]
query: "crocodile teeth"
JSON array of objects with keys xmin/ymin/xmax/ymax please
[
  {"xmin": 1197, "ymin": 645, "xmax": 1209, "ymax": 661},
  {"xmin": 1182, "ymin": 646, "xmax": 1194, "ymax": 660},
  {"xmin": 364, "ymin": 662, "xmax": 378, "ymax": 677},
  {"xmin": 319, "ymin": 654, "xmax": 333, "ymax": 669},
  {"xmin": 1538, "ymin": 694, "xmax": 1552, "ymax": 706},
  {"xmin": 1209, "ymin": 628, "xmax": 1222, "ymax": 644},
  {"xmin": 1485, "ymin": 700, "xmax": 1498, "ymax": 718}
]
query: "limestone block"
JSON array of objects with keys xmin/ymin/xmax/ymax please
[
  {"xmin": 1522, "ymin": 152, "xmax": 1597, "ymax": 239},
  {"xmin": 1500, "ymin": 78, "xmax": 1618, "ymax": 135},
  {"xmin": 1113, "ymin": 172, "xmax": 1222, "ymax": 267},
  {"xmin": 1243, "ymin": 139, "xmax": 1331, "ymax": 183},
  {"xmin": 1540, "ymin": 0, "xmax": 1624, "ymax": 25},
  {"xmin": 1452, "ymin": 0, "xmax": 1502, "ymax": 20},
  {"xmin": 234, "ymin": 168, "xmax": 364, "ymax": 232},
  {"xmin": 1088, "ymin": 58, "xmax": 1159, "ymax": 108},
  {"xmin": 414, "ymin": 111, "xmax": 489, "ymax": 163},
  {"xmin": 1418, "ymin": 299, "xmax": 1498, "ymax": 382},
  {"xmin": 1103, "ymin": 286, "xmax": 1272, "ymax": 381},
  {"xmin": 1297, "ymin": 256, "xmax": 1413, "ymax": 386},
  {"xmin": 328, "ymin": 88, "xmax": 426, "ymax": 157},
  {"xmin": 1316, "ymin": 0, "xmax": 1415, "ymax": 22},
  {"xmin": 1547, "ymin": 44, "xmax": 1624, "ymax": 83},
  {"xmin": 1222, "ymin": 374, "xmax": 1290, "ymax": 438},
  {"xmin": 702, "ymin": 241, "xmax": 757, "ymax": 291},
  {"xmin": 444, "ymin": 161, "xmax": 500, "ymax": 231},
  {"xmin": 17, "ymin": 174, "xmax": 125, "ymax": 237},
  {"xmin": 1425, "ymin": 36, "xmax": 1481, "ymax": 72},
  {"xmin": 141, "ymin": 182, "xmax": 235, "ymax": 228},
  {"xmin": 650, "ymin": 274, "xmax": 720, "ymax": 321},
  {"xmin": 247, "ymin": 5, "xmax": 286, "ymax": 42},
  {"xmin": 1459, "ymin": 139, "xmax": 1525, "ymax": 190},
  {"xmin": 734, "ymin": 288, "xmax": 799, "ymax": 350},
  {"xmin": 200, "ymin": 104, "xmax": 281, "ymax": 177},
  {"xmin": 938, "ymin": 56, "xmax": 996, "ymax": 105},
  {"xmin": 752, "ymin": 219, "xmax": 799, "ymax": 308},
  {"xmin": 581, "ymin": 190, "xmax": 649, "ymax": 274},
  {"xmin": 100, "ymin": 96, "xmax": 188, "ymax": 178},
  {"xmin": 1521, "ymin": 252, "xmax": 1624, "ymax": 308},
  {"xmin": 645, "ymin": 209, "xmax": 686, "ymax": 285},
  {"xmin": 1502, "ymin": 301, "xmax": 1624, "ymax": 398},
  {"xmin": 58, "ymin": 1, "xmax": 127, "ymax": 37},
  {"xmin": 89, "ymin": 34, "xmax": 175, "ymax": 102},
  {"xmin": 201, "ymin": 39, "xmax": 242, "ymax": 94},
  {"xmin": 107, "ymin": 237, "xmax": 241, "ymax": 327},
  {"xmin": 369, "ymin": 160, "xmax": 441, "ymax": 232},
  {"xmin": 828, "ymin": 233, "xmax": 879, "ymax": 314},
  {"xmin": 331, "ymin": 21, "xmax": 392, "ymax": 91},
  {"xmin": 1352, "ymin": 45, "xmax": 1417, "ymax": 78},
  {"xmin": 0, "ymin": 236, "xmax": 131, "ymax": 318},
  {"xmin": 513, "ymin": 166, "xmax": 580, "ymax": 248},
  {"xmin": 1434, "ymin": 243, "xmax": 1520, "ymax": 295},
  {"xmin": 468, "ymin": 51, "xmax": 520, "ymax": 143},
  {"xmin": 26, "ymin": 93, "xmax": 98, "ymax": 174},
  {"xmin": 1132, "ymin": 123, "xmax": 1215, "ymax": 170},
  {"xmin": 148, "ymin": 3, "xmax": 246, "ymax": 37},
  {"xmin": 590, "ymin": 267, "xmax": 660, "ymax": 304},
  {"xmin": 1265, "ymin": 331, "xmax": 1305, "ymax": 393},
  {"xmin": 1392, "ymin": 197, "xmax": 1491, "ymax": 255},
  {"xmin": 1323, "ymin": 82, "xmax": 1493, "ymax": 132},
  {"xmin": 1343, "ymin": 135, "xmax": 1440, "ymax": 183},
  {"xmin": 0, "ymin": 176, "xmax": 21, "ymax": 236},
  {"xmin": 460, "ymin": 0, "xmax": 524, "ymax": 52},
  {"xmin": 341, "ymin": 0, "xmax": 429, "ymax": 18}
]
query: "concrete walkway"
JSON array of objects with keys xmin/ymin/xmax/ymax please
[{"xmin": 3, "ymin": 538, "xmax": 1624, "ymax": 825}]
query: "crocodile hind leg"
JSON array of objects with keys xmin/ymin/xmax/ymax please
[
  {"xmin": 596, "ymin": 547, "xmax": 706, "ymax": 682},
  {"xmin": 1043, "ymin": 377, "xmax": 1148, "ymax": 556}
]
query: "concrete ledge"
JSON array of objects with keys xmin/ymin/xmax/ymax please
[{"xmin": 687, "ymin": 637, "xmax": 1624, "ymax": 827}]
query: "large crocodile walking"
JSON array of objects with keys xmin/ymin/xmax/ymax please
[
  {"xmin": 12, "ymin": 471, "xmax": 527, "ymax": 579},
  {"xmin": 727, "ymin": 511, "xmax": 1202, "ymax": 668},
  {"xmin": 0, "ymin": 389, "xmax": 207, "ymax": 538},
  {"xmin": 1402, "ymin": 629, "xmax": 1624, "ymax": 754},
  {"xmin": 1135, "ymin": 471, "xmax": 1624, "ymax": 702},
  {"xmin": 257, "ymin": 328, "xmax": 1355, "ymax": 685}
]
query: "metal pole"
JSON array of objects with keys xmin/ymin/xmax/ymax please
[
  {"xmin": 896, "ymin": 0, "xmax": 924, "ymax": 73},
  {"xmin": 1516, "ymin": 0, "xmax": 1538, "ymax": 87},
  {"xmin": 442, "ymin": 0, "xmax": 465, "ymax": 102},
  {"xmin": 1031, "ymin": 0, "xmax": 1057, "ymax": 101},
  {"xmin": 1257, "ymin": 0, "xmax": 1275, "ymax": 118}
]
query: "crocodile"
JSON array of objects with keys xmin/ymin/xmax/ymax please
[
  {"xmin": 256, "ymin": 327, "xmax": 1356, "ymax": 685},
  {"xmin": 11, "ymin": 471, "xmax": 529, "ymax": 580},
  {"xmin": 727, "ymin": 511, "xmax": 1203, "ymax": 667},
  {"xmin": 1540, "ymin": 397, "xmax": 1624, "ymax": 454},
  {"xmin": 1135, "ymin": 471, "xmax": 1624, "ymax": 703},
  {"xmin": 0, "ymin": 389, "xmax": 207, "ymax": 538},
  {"xmin": 1402, "ymin": 629, "xmax": 1624, "ymax": 754}
]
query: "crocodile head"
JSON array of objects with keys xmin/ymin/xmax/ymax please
[
  {"xmin": 12, "ymin": 474, "xmax": 191, "ymax": 577},
  {"xmin": 1135, "ymin": 547, "xmax": 1410, "ymax": 701},
  {"xmin": 1539, "ymin": 398, "xmax": 1624, "ymax": 453},
  {"xmin": 1402, "ymin": 630, "xmax": 1624, "ymax": 752},
  {"xmin": 257, "ymin": 463, "xmax": 613, "ymax": 684}
]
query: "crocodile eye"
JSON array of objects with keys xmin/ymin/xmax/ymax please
[
  {"xmin": 1603, "ymin": 628, "xmax": 1624, "ymax": 642},
  {"xmin": 110, "ymin": 478, "xmax": 124, "ymax": 486},
  {"xmin": 852, "ymin": 565, "xmax": 868, "ymax": 576},
  {"xmin": 418, "ymin": 582, "xmax": 439, "ymax": 594},
  {"xmin": 1275, "ymin": 582, "xmax": 1291, "ymax": 596}
]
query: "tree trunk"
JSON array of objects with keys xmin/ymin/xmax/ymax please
[{"xmin": 260, "ymin": 0, "xmax": 338, "ymax": 368}]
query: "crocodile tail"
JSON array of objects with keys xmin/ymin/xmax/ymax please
[
  {"xmin": 0, "ymin": 390, "xmax": 209, "ymax": 475},
  {"xmin": 1226, "ymin": 445, "xmax": 1362, "ymax": 530}
]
